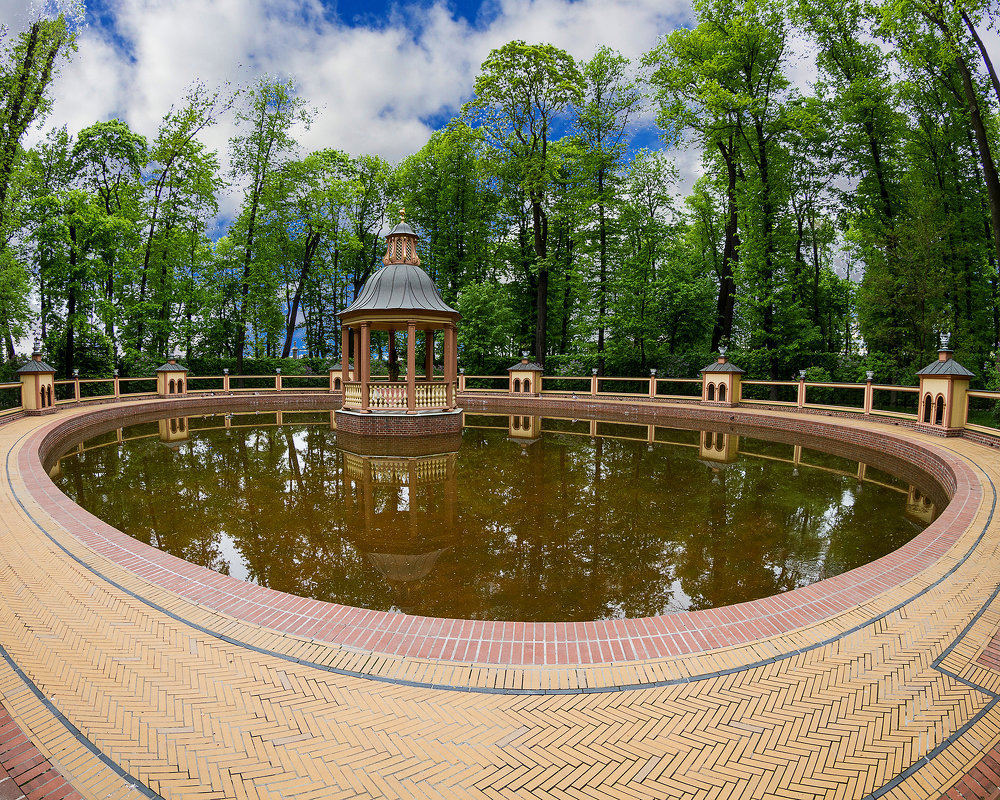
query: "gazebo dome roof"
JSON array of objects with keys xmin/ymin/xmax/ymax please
[
  {"xmin": 388, "ymin": 221, "xmax": 416, "ymax": 236},
  {"xmin": 340, "ymin": 263, "xmax": 459, "ymax": 318}
]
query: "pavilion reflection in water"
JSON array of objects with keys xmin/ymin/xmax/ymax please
[{"xmin": 338, "ymin": 432, "xmax": 461, "ymax": 608}]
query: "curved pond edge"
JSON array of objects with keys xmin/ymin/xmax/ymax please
[{"xmin": 18, "ymin": 392, "xmax": 983, "ymax": 671}]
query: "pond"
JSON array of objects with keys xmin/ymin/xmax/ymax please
[{"xmin": 51, "ymin": 410, "xmax": 939, "ymax": 622}]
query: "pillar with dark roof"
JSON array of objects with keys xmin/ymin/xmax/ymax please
[
  {"xmin": 17, "ymin": 340, "xmax": 57, "ymax": 415},
  {"xmin": 700, "ymin": 347, "xmax": 744, "ymax": 406},
  {"xmin": 916, "ymin": 335, "xmax": 974, "ymax": 435}
]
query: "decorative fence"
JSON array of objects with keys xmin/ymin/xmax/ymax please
[{"xmin": 7, "ymin": 365, "xmax": 1000, "ymax": 441}]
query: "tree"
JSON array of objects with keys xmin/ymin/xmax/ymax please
[
  {"xmin": 228, "ymin": 76, "xmax": 310, "ymax": 372},
  {"xmin": 72, "ymin": 119, "xmax": 147, "ymax": 349},
  {"xmin": 877, "ymin": 0, "xmax": 1000, "ymax": 270},
  {"xmin": 464, "ymin": 41, "xmax": 583, "ymax": 365},
  {"xmin": 21, "ymin": 127, "xmax": 106, "ymax": 378},
  {"xmin": 397, "ymin": 122, "xmax": 500, "ymax": 302},
  {"xmin": 575, "ymin": 47, "xmax": 643, "ymax": 373},
  {"xmin": 134, "ymin": 82, "xmax": 229, "ymax": 358},
  {"xmin": 259, "ymin": 148, "xmax": 357, "ymax": 357},
  {"xmin": 456, "ymin": 282, "xmax": 515, "ymax": 372},
  {"xmin": 646, "ymin": 15, "xmax": 743, "ymax": 352},
  {"xmin": 0, "ymin": 10, "xmax": 76, "ymax": 358}
]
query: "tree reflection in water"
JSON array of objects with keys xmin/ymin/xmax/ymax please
[{"xmin": 53, "ymin": 412, "xmax": 934, "ymax": 622}]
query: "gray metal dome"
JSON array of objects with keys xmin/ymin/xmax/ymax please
[
  {"xmin": 340, "ymin": 263, "xmax": 459, "ymax": 317},
  {"xmin": 388, "ymin": 221, "xmax": 416, "ymax": 236}
]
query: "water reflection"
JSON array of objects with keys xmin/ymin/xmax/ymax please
[{"xmin": 52, "ymin": 412, "xmax": 938, "ymax": 622}]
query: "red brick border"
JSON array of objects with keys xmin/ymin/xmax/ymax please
[
  {"xmin": 0, "ymin": 703, "xmax": 82, "ymax": 800},
  {"xmin": 941, "ymin": 751, "xmax": 1000, "ymax": 798}
]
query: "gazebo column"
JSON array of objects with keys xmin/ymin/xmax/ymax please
[
  {"xmin": 360, "ymin": 322, "xmax": 371, "ymax": 412},
  {"xmin": 341, "ymin": 325, "xmax": 350, "ymax": 388},
  {"xmin": 424, "ymin": 331, "xmax": 434, "ymax": 378},
  {"xmin": 407, "ymin": 321, "xmax": 417, "ymax": 413},
  {"xmin": 444, "ymin": 324, "xmax": 457, "ymax": 409}
]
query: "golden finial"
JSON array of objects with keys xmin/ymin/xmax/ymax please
[{"xmin": 400, "ymin": 207, "xmax": 406, "ymax": 222}]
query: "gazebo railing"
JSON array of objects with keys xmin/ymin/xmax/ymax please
[
  {"xmin": 344, "ymin": 383, "xmax": 363, "ymax": 406},
  {"xmin": 369, "ymin": 382, "xmax": 408, "ymax": 409},
  {"xmin": 415, "ymin": 382, "xmax": 448, "ymax": 408},
  {"xmin": 341, "ymin": 380, "xmax": 456, "ymax": 412}
]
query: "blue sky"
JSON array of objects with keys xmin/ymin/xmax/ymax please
[{"xmin": 332, "ymin": 0, "xmax": 489, "ymax": 26}]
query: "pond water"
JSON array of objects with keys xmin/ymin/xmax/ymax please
[{"xmin": 51, "ymin": 410, "xmax": 938, "ymax": 622}]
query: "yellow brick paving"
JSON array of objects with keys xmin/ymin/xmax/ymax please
[{"xmin": 0, "ymin": 406, "xmax": 999, "ymax": 799}]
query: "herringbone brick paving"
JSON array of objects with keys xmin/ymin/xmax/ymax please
[{"xmin": 0, "ymin": 401, "xmax": 999, "ymax": 799}]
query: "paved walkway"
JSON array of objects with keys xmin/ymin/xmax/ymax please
[{"xmin": 1, "ymin": 398, "xmax": 1000, "ymax": 799}]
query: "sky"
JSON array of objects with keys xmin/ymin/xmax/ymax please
[
  {"xmin": 1, "ymin": 0, "xmax": 695, "ymax": 218},
  {"xmin": 1, "ymin": 0, "xmax": 997, "ymax": 218}
]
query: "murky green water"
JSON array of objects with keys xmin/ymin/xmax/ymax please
[{"xmin": 52, "ymin": 411, "xmax": 937, "ymax": 622}]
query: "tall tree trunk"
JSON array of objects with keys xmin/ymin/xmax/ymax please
[
  {"xmin": 596, "ymin": 157, "xmax": 608, "ymax": 374},
  {"xmin": 711, "ymin": 137, "xmax": 738, "ymax": 352},
  {"xmin": 560, "ymin": 238, "xmax": 573, "ymax": 354},
  {"xmin": 962, "ymin": 10, "xmax": 1000, "ymax": 110},
  {"xmin": 281, "ymin": 229, "xmax": 318, "ymax": 358},
  {"xmin": 135, "ymin": 181, "xmax": 165, "ymax": 353},
  {"xmin": 953, "ymin": 50, "xmax": 1000, "ymax": 271},
  {"xmin": 235, "ymin": 196, "xmax": 260, "ymax": 376},
  {"xmin": 755, "ymin": 121, "xmax": 779, "ymax": 390},
  {"xmin": 924, "ymin": 11, "xmax": 1000, "ymax": 269},
  {"xmin": 531, "ymin": 196, "xmax": 548, "ymax": 364}
]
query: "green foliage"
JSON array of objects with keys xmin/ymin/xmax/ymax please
[{"xmin": 456, "ymin": 282, "xmax": 516, "ymax": 372}]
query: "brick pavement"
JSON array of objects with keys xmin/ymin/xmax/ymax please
[{"xmin": 0, "ymin": 396, "xmax": 998, "ymax": 799}]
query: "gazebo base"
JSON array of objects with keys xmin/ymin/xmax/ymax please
[{"xmin": 335, "ymin": 407, "xmax": 464, "ymax": 437}]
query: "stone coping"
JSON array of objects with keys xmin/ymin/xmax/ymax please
[{"xmin": 16, "ymin": 393, "xmax": 982, "ymax": 673}]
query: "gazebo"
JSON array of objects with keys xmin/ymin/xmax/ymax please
[{"xmin": 335, "ymin": 214, "xmax": 463, "ymax": 436}]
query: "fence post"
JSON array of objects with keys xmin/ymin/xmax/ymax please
[
  {"xmin": 73, "ymin": 369, "xmax": 80, "ymax": 402},
  {"xmin": 459, "ymin": 368, "xmax": 465, "ymax": 393},
  {"xmin": 113, "ymin": 369, "xmax": 120, "ymax": 398},
  {"xmin": 591, "ymin": 368, "xmax": 598, "ymax": 396},
  {"xmin": 864, "ymin": 372, "xmax": 873, "ymax": 415},
  {"xmin": 275, "ymin": 368, "xmax": 282, "ymax": 391},
  {"xmin": 649, "ymin": 369, "xmax": 657, "ymax": 398},
  {"xmin": 797, "ymin": 370, "xmax": 806, "ymax": 408}
]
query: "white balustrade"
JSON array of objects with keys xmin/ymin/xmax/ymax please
[
  {"xmin": 343, "ymin": 380, "xmax": 453, "ymax": 411},
  {"xmin": 415, "ymin": 382, "xmax": 447, "ymax": 408},
  {"xmin": 369, "ymin": 382, "xmax": 408, "ymax": 409}
]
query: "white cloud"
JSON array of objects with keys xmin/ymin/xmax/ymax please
[{"xmin": 17, "ymin": 0, "xmax": 690, "ymax": 175}]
